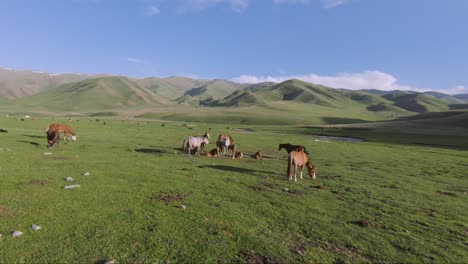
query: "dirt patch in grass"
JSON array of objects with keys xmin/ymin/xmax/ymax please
[
  {"xmin": 239, "ymin": 251, "xmax": 281, "ymax": 264},
  {"xmin": 150, "ymin": 192, "xmax": 190, "ymax": 205},
  {"xmin": 437, "ymin": 191, "xmax": 458, "ymax": 197},
  {"xmin": 18, "ymin": 179, "xmax": 49, "ymax": 186},
  {"xmin": 249, "ymin": 185, "xmax": 268, "ymax": 192},
  {"xmin": 262, "ymin": 181, "xmax": 280, "ymax": 188},
  {"xmin": 289, "ymin": 242, "xmax": 306, "ymax": 256},
  {"xmin": 349, "ymin": 219, "xmax": 370, "ymax": 227},
  {"xmin": 283, "ymin": 188, "xmax": 306, "ymax": 195}
]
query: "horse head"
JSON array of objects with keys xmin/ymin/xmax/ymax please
[{"xmin": 307, "ymin": 161, "xmax": 316, "ymax": 180}]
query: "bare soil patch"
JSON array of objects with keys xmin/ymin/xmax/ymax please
[
  {"xmin": 239, "ymin": 251, "xmax": 281, "ymax": 264},
  {"xmin": 150, "ymin": 192, "xmax": 190, "ymax": 205}
]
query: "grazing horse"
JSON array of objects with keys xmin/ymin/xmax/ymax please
[
  {"xmin": 46, "ymin": 128, "xmax": 60, "ymax": 148},
  {"xmin": 183, "ymin": 133, "xmax": 209, "ymax": 156},
  {"xmin": 46, "ymin": 124, "xmax": 77, "ymax": 142},
  {"xmin": 287, "ymin": 150, "xmax": 316, "ymax": 182},
  {"xmin": 279, "ymin": 143, "xmax": 309, "ymax": 154}
]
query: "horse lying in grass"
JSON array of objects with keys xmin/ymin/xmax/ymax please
[
  {"xmin": 46, "ymin": 128, "xmax": 60, "ymax": 148},
  {"xmin": 182, "ymin": 132, "xmax": 209, "ymax": 156},
  {"xmin": 46, "ymin": 124, "xmax": 77, "ymax": 142},
  {"xmin": 204, "ymin": 148, "xmax": 219, "ymax": 157},
  {"xmin": 251, "ymin": 151, "xmax": 263, "ymax": 160},
  {"xmin": 279, "ymin": 143, "xmax": 309, "ymax": 154},
  {"xmin": 287, "ymin": 150, "xmax": 316, "ymax": 182}
]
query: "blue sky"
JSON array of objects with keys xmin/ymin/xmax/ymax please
[{"xmin": 0, "ymin": 0, "xmax": 467, "ymax": 94}]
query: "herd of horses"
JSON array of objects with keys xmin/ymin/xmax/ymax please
[
  {"xmin": 45, "ymin": 125, "xmax": 316, "ymax": 182},
  {"xmin": 182, "ymin": 132, "xmax": 317, "ymax": 182}
]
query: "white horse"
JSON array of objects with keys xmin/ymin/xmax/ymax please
[{"xmin": 183, "ymin": 133, "xmax": 209, "ymax": 156}]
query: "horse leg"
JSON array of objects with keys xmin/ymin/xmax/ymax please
[
  {"xmin": 300, "ymin": 165, "xmax": 304, "ymax": 179},
  {"xmin": 294, "ymin": 164, "xmax": 298, "ymax": 182}
]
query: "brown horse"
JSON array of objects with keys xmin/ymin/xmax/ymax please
[
  {"xmin": 216, "ymin": 134, "xmax": 233, "ymax": 155},
  {"xmin": 234, "ymin": 151, "xmax": 244, "ymax": 158},
  {"xmin": 251, "ymin": 151, "xmax": 263, "ymax": 160},
  {"xmin": 227, "ymin": 140, "xmax": 237, "ymax": 159},
  {"xmin": 46, "ymin": 128, "xmax": 60, "ymax": 148},
  {"xmin": 204, "ymin": 148, "xmax": 220, "ymax": 157},
  {"xmin": 287, "ymin": 150, "xmax": 316, "ymax": 182},
  {"xmin": 46, "ymin": 124, "xmax": 76, "ymax": 142},
  {"xmin": 279, "ymin": 143, "xmax": 309, "ymax": 154}
]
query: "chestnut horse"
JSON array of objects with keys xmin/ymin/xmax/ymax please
[
  {"xmin": 279, "ymin": 143, "xmax": 309, "ymax": 154},
  {"xmin": 46, "ymin": 124, "xmax": 76, "ymax": 142},
  {"xmin": 287, "ymin": 150, "xmax": 316, "ymax": 182},
  {"xmin": 204, "ymin": 148, "xmax": 219, "ymax": 157},
  {"xmin": 216, "ymin": 134, "xmax": 232, "ymax": 155}
]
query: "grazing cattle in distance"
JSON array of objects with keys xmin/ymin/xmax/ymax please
[
  {"xmin": 182, "ymin": 132, "xmax": 209, "ymax": 156},
  {"xmin": 279, "ymin": 143, "xmax": 309, "ymax": 154},
  {"xmin": 46, "ymin": 129, "xmax": 60, "ymax": 148},
  {"xmin": 251, "ymin": 151, "xmax": 263, "ymax": 160},
  {"xmin": 0, "ymin": 128, "xmax": 7, "ymax": 133},
  {"xmin": 46, "ymin": 124, "xmax": 77, "ymax": 142},
  {"xmin": 204, "ymin": 148, "xmax": 219, "ymax": 157},
  {"xmin": 287, "ymin": 150, "xmax": 316, "ymax": 182}
]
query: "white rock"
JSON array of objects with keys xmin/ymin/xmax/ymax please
[
  {"xmin": 32, "ymin": 224, "xmax": 41, "ymax": 231},
  {"xmin": 180, "ymin": 205, "xmax": 186, "ymax": 210},
  {"xmin": 104, "ymin": 259, "xmax": 115, "ymax": 264},
  {"xmin": 43, "ymin": 152, "xmax": 53, "ymax": 155},
  {"xmin": 12, "ymin": 231, "xmax": 23, "ymax": 238},
  {"xmin": 64, "ymin": 185, "xmax": 80, "ymax": 189},
  {"xmin": 83, "ymin": 172, "xmax": 90, "ymax": 176},
  {"xmin": 65, "ymin": 177, "xmax": 74, "ymax": 181},
  {"xmin": 0, "ymin": 233, "xmax": 3, "ymax": 240}
]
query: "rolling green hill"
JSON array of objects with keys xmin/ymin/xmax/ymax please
[
  {"xmin": 176, "ymin": 80, "xmax": 247, "ymax": 105},
  {"xmin": 0, "ymin": 68, "xmax": 89, "ymax": 99},
  {"xmin": 383, "ymin": 92, "xmax": 450, "ymax": 113},
  {"xmin": 13, "ymin": 76, "xmax": 162, "ymax": 112},
  {"xmin": 135, "ymin": 76, "xmax": 208, "ymax": 100}
]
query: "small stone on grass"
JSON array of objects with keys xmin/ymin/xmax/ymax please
[
  {"xmin": 32, "ymin": 224, "xmax": 41, "ymax": 231},
  {"xmin": 180, "ymin": 205, "xmax": 186, "ymax": 210},
  {"xmin": 12, "ymin": 231, "xmax": 23, "ymax": 238},
  {"xmin": 83, "ymin": 172, "xmax": 90, "ymax": 176},
  {"xmin": 65, "ymin": 177, "xmax": 74, "ymax": 181}
]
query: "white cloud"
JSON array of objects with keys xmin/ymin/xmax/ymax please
[
  {"xmin": 145, "ymin": 6, "xmax": 160, "ymax": 16},
  {"xmin": 182, "ymin": 0, "xmax": 249, "ymax": 12},
  {"xmin": 273, "ymin": 0, "xmax": 312, "ymax": 5},
  {"xmin": 231, "ymin": 70, "xmax": 467, "ymax": 95},
  {"xmin": 122, "ymin": 57, "xmax": 150, "ymax": 65},
  {"xmin": 323, "ymin": 0, "xmax": 348, "ymax": 8}
]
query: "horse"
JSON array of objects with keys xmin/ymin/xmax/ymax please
[
  {"xmin": 203, "ymin": 148, "xmax": 219, "ymax": 157},
  {"xmin": 251, "ymin": 151, "xmax": 263, "ymax": 160},
  {"xmin": 234, "ymin": 151, "xmax": 244, "ymax": 159},
  {"xmin": 279, "ymin": 143, "xmax": 309, "ymax": 154},
  {"xmin": 216, "ymin": 134, "xmax": 232, "ymax": 155},
  {"xmin": 46, "ymin": 128, "xmax": 60, "ymax": 148},
  {"xmin": 227, "ymin": 141, "xmax": 237, "ymax": 159},
  {"xmin": 287, "ymin": 150, "xmax": 316, "ymax": 182},
  {"xmin": 182, "ymin": 133, "xmax": 209, "ymax": 156},
  {"xmin": 46, "ymin": 124, "xmax": 77, "ymax": 142}
]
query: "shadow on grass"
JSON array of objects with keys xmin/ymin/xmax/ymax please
[
  {"xmin": 198, "ymin": 165, "xmax": 272, "ymax": 176},
  {"xmin": 134, "ymin": 148, "xmax": 172, "ymax": 155},
  {"xmin": 321, "ymin": 117, "xmax": 370, "ymax": 124},
  {"xmin": 17, "ymin": 140, "xmax": 42, "ymax": 147},
  {"xmin": 22, "ymin": 134, "xmax": 44, "ymax": 139}
]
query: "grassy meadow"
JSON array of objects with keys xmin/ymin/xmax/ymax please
[{"xmin": 0, "ymin": 116, "xmax": 467, "ymax": 263}]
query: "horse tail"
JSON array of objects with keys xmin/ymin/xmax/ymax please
[{"xmin": 182, "ymin": 139, "xmax": 188, "ymax": 152}]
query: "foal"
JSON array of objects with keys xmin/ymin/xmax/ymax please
[
  {"xmin": 287, "ymin": 150, "xmax": 316, "ymax": 182},
  {"xmin": 279, "ymin": 143, "xmax": 309, "ymax": 154},
  {"xmin": 46, "ymin": 124, "xmax": 77, "ymax": 142}
]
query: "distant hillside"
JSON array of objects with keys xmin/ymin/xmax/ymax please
[
  {"xmin": 176, "ymin": 80, "xmax": 247, "ymax": 105},
  {"xmin": 453, "ymin": 94, "xmax": 468, "ymax": 102},
  {"xmin": 13, "ymin": 76, "xmax": 162, "ymax": 111},
  {"xmin": 0, "ymin": 68, "xmax": 88, "ymax": 99},
  {"xmin": 382, "ymin": 92, "xmax": 450, "ymax": 113},
  {"xmin": 135, "ymin": 76, "xmax": 208, "ymax": 100}
]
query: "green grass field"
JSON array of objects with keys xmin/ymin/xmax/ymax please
[{"xmin": 0, "ymin": 116, "xmax": 467, "ymax": 263}]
